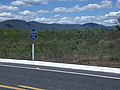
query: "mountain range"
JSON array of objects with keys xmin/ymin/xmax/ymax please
[{"xmin": 0, "ymin": 20, "xmax": 115, "ymax": 31}]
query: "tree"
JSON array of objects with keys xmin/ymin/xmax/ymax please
[
  {"xmin": 116, "ymin": 17, "xmax": 120, "ymax": 31},
  {"xmin": 118, "ymin": 17, "xmax": 120, "ymax": 23}
]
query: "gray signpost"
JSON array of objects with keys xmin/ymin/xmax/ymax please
[{"xmin": 30, "ymin": 29, "xmax": 37, "ymax": 60}]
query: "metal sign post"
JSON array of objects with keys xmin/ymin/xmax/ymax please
[
  {"xmin": 30, "ymin": 29, "xmax": 37, "ymax": 60},
  {"xmin": 32, "ymin": 43, "xmax": 34, "ymax": 60}
]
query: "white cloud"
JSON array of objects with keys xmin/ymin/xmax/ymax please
[
  {"xmin": 35, "ymin": 17, "xmax": 52, "ymax": 23},
  {"xmin": 11, "ymin": 1, "xmax": 31, "ymax": 6},
  {"xmin": 17, "ymin": 10, "xmax": 49, "ymax": 21},
  {"xmin": 0, "ymin": 4, "xmax": 18, "ymax": 11},
  {"xmin": 116, "ymin": 0, "xmax": 120, "ymax": 8},
  {"xmin": 103, "ymin": 19, "xmax": 116, "ymax": 26},
  {"xmin": 53, "ymin": 7, "xmax": 67, "ymax": 13},
  {"xmin": 53, "ymin": 0, "xmax": 112, "ymax": 13},
  {"xmin": 58, "ymin": 0, "xmax": 87, "ymax": 1},
  {"xmin": 0, "ymin": 12, "xmax": 15, "ymax": 18},
  {"xmin": 54, "ymin": 14, "xmax": 61, "ymax": 17},
  {"xmin": 74, "ymin": 16, "xmax": 105, "ymax": 24},
  {"xmin": 37, "ymin": 10, "xmax": 49, "ymax": 14},
  {"xmin": 69, "ymin": 5, "xmax": 81, "ymax": 12},
  {"xmin": 105, "ymin": 11, "xmax": 120, "ymax": 19},
  {"xmin": 19, "ymin": 10, "xmax": 49, "ymax": 17},
  {"xmin": 34, "ymin": 17, "xmax": 73, "ymax": 24},
  {"xmin": 82, "ymin": 4, "xmax": 101, "ymax": 11},
  {"xmin": 53, "ymin": 4, "xmax": 100, "ymax": 13},
  {"xmin": 11, "ymin": 0, "xmax": 49, "ymax": 6},
  {"xmin": 57, "ymin": 17, "xmax": 73, "ymax": 24},
  {"xmin": 19, "ymin": 10, "xmax": 37, "ymax": 16},
  {"xmin": 100, "ymin": 0, "xmax": 112, "ymax": 8},
  {"xmin": 34, "ymin": 16, "xmax": 97, "ymax": 24},
  {"xmin": 0, "ymin": 12, "xmax": 17, "ymax": 22},
  {"xmin": 23, "ymin": 0, "xmax": 49, "ymax": 5}
]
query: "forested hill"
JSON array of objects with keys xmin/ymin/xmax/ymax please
[{"xmin": 0, "ymin": 20, "xmax": 115, "ymax": 31}]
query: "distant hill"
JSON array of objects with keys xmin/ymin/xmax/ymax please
[
  {"xmin": 0, "ymin": 20, "xmax": 115, "ymax": 31},
  {"xmin": 82, "ymin": 23, "xmax": 108, "ymax": 30}
]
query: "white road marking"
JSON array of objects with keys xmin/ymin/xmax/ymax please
[
  {"xmin": 0, "ymin": 59, "xmax": 120, "ymax": 74},
  {"xmin": 0, "ymin": 64, "xmax": 120, "ymax": 80}
]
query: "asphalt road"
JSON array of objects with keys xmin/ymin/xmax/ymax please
[{"xmin": 0, "ymin": 62, "xmax": 120, "ymax": 90}]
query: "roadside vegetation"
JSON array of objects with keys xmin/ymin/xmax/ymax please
[{"xmin": 0, "ymin": 28, "xmax": 120, "ymax": 68}]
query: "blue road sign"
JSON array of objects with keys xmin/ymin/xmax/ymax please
[{"xmin": 30, "ymin": 29, "xmax": 37, "ymax": 42}]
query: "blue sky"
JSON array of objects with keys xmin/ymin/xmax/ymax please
[{"xmin": 0, "ymin": 0, "xmax": 120, "ymax": 26}]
